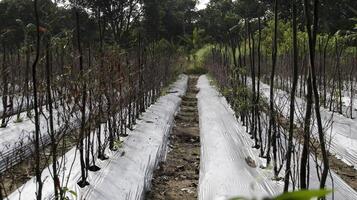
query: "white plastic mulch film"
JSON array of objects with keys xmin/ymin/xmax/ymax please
[
  {"xmin": 196, "ymin": 75, "xmax": 357, "ymax": 200},
  {"xmin": 7, "ymin": 74, "xmax": 188, "ymax": 200}
]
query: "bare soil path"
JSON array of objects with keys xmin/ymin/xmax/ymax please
[{"xmin": 146, "ymin": 75, "xmax": 200, "ymax": 200}]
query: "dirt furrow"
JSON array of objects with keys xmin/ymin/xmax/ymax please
[{"xmin": 146, "ymin": 75, "xmax": 200, "ymax": 200}]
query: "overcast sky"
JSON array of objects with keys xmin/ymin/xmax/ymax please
[{"xmin": 197, "ymin": 0, "xmax": 209, "ymax": 10}]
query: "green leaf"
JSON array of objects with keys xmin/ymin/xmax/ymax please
[
  {"xmin": 114, "ymin": 139, "xmax": 124, "ymax": 149},
  {"xmin": 229, "ymin": 197, "xmax": 249, "ymax": 200},
  {"xmin": 62, "ymin": 187, "xmax": 77, "ymax": 197},
  {"xmin": 274, "ymin": 189, "xmax": 332, "ymax": 200},
  {"xmin": 68, "ymin": 190, "xmax": 77, "ymax": 197}
]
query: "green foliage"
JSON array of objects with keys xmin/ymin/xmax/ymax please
[
  {"xmin": 197, "ymin": 0, "xmax": 356, "ymax": 57},
  {"xmin": 143, "ymin": 0, "xmax": 198, "ymax": 42},
  {"xmin": 61, "ymin": 187, "xmax": 77, "ymax": 200},
  {"xmin": 319, "ymin": 0, "xmax": 357, "ymax": 33},
  {"xmin": 185, "ymin": 66, "xmax": 207, "ymax": 75},
  {"xmin": 230, "ymin": 197, "xmax": 248, "ymax": 200},
  {"xmin": 190, "ymin": 44, "xmax": 213, "ymax": 69},
  {"xmin": 234, "ymin": 86, "xmax": 251, "ymax": 114},
  {"xmin": 180, "ymin": 27, "xmax": 209, "ymax": 57},
  {"xmin": 258, "ymin": 20, "xmax": 307, "ymax": 55},
  {"xmin": 152, "ymin": 38, "xmax": 178, "ymax": 55},
  {"xmin": 0, "ymin": 0, "xmax": 97, "ymax": 47},
  {"xmin": 249, "ymin": 18, "xmax": 356, "ymax": 56},
  {"xmin": 230, "ymin": 189, "xmax": 332, "ymax": 200},
  {"xmin": 198, "ymin": 0, "xmax": 240, "ymax": 43},
  {"xmin": 113, "ymin": 139, "xmax": 124, "ymax": 150},
  {"xmin": 14, "ymin": 117, "xmax": 23, "ymax": 123},
  {"xmin": 183, "ymin": 40, "xmax": 212, "ymax": 75},
  {"xmin": 274, "ymin": 189, "xmax": 332, "ymax": 200}
]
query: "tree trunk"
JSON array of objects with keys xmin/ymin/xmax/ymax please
[
  {"xmin": 267, "ymin": 0, "xmax": 278, "ymax": 179},
  {"xmin": 284, "ymin": 0, "xmax": 298, "ymax": 191},
  {"xmin": 33, "ymin": 0, "xmax": 43, "ymax": 198},
  {"xmin": 45, "ymin": 41, "xmax": 60, "ymax": 198},
  {"xmin": 75, "ymin": 6, "xmax": 89, "ymax": 188},
  {"xmin": 301, "ymin": 72, "xmax": 313, "ymax": 189},
  {"xmin": 1, "ymin": 43, "xmax": 9, "ymax": 127},
  {"xmin": 322, "ymin": 35, "xmax": 330, "ymax": 107},
  {"xmin": 257, "ymin": 17, "xmax": 263, "ymax": 156},
  {"xmin": 303, "ymin": 0, "xmax": 329, "ymax": 190}
]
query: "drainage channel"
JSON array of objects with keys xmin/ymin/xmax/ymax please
[{"xmin": 146, "ymin": 75, "xmax": 200, "ymax": 200}]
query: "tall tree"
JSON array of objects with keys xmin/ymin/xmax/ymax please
[
  {"xmin": 267, "ymin": 0, "xmax": 278, "ymax": 179},
  {"xmin": 32, "ymin": 0, "xmax": 43, "ymax": 199},
  {"xmin": 284, "ymin": 0, "xmax": 299, "ymax": 191},
  {"xmin": 303, "ymin": 0, "xmax": 330, "ymax": 190},
  {"xmin": 74, "ymin": 4, "xmax": 89, "ymax": 188}
]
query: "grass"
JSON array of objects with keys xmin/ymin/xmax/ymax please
[
  {"xmin": 14, "ymin": 117, "xmax": 23, "ymax": 123},
  {"xmin": 185, "ymin": 44, "xmax": 213, "ymax": 75}
]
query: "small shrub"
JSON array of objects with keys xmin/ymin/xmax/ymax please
[
  {"xmin": 113, "ymin": 139, "xmax": 124, "ymax": 150},
  {"xmin": 185, "ymin": 66, "xmax": 207, "ymax": 75},
  {"xmin": 61, "ymin": 187, "xmax": 77, "ymax": 200},
  {"xmin": 14, "ymin": 117, "xmax": 23, "ymax": 123}
]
